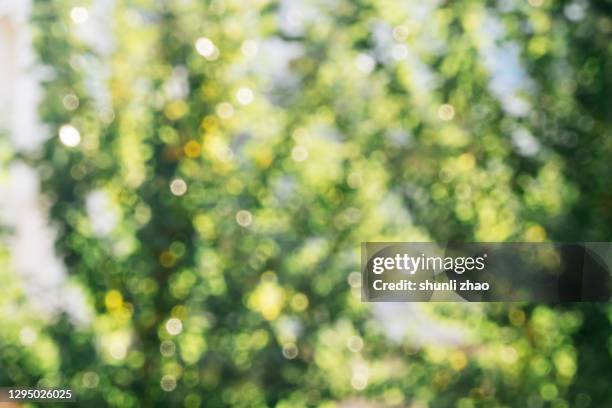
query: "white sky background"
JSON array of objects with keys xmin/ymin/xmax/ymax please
[{"xmin": 0, "ymin": 0, "xmax": 92, "ymax": 326}]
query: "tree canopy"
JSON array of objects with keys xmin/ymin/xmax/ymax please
[{"xmin": 0, "ymin": 0, "xmax": 610, "ymax": 407}]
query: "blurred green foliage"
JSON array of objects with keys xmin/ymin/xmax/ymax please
[{"xmin": 1, "ymin": 0, "xmax": 611, "ymax": 407}]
